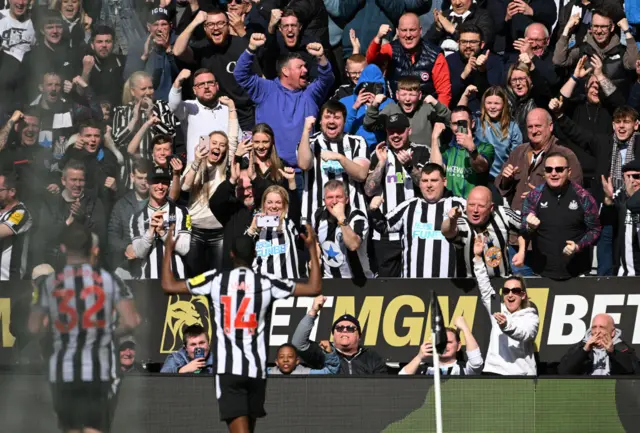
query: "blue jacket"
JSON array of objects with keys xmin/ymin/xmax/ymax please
[
  {"xmin": 473, "ymin": 115, "xmax": 523, "ymax": 178},
  {"xmin": 340, "ymin": 64, "xmax": 391, "ymax": 148},
  {"xmin": 160, "ymin": 347, "xmax": 215, "ymax": 374},
  {"xmin": 234, "ymin": 49, "xmax": 334, "ymax": 167}
]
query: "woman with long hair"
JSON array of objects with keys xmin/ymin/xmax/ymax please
[
  {"xmin": 112, "ymin": 71, "xmax": 179, "ymax": 188},
  {"xmin": 246, "ymin": 175, "xmax": 303, "ymax": 278},
  {"xmin": 234, "ymin": 123, "xmax": 288, "ymax": 187},
  {"xmin": 505, "ymin": 62, "xmax": 551, "ymax": 142},
  {"xmin": 181, "ymin": 129, "xmax": 236, "ymax": 275},
  {"xmin": 52, "ymin": 0, "xmax": 92, "ymax": 48},
  {"xmin": 474, "ymin": 234, "xmax": 539, "ymax": 375},
  {"xmin": 460, "ymin": 85, "xmax": 523, "ymax": 180}
]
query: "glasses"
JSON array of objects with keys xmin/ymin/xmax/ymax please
[
  {"xmin": 204, "ymin": 21, "xmax": 227, "ymax": 29},
  {"xmin": 194, "ymin": 80, "xmax": 216, "ymax": 89},
  {"xmin": 459, "ymin": 39, "xmax": 481, "ymax": 45},
  {"xmin": 346, "ymin": 70, "xmax": 362, "ymax": 78},
  {"xmin": 502, "ymin": 287, "xmax": 523, "ymax": 295},
  {"xmin": 591, "ymin": 24, "xmax": 610, "ymax": 31},
  {"xmin": 510, "ymin": 77, "xmax": 528, "ymax": 84},
  {"xmin": 544, "ymin": 166, "xmax": 567, "ymax": 174},
  {"xmin": 627, "ymin": 173, "xmax": 640, "ymax": 180},
  {"xmin": 527, "ymin": 37, "xmax": 548, "ymax": 44},
  {"xmin": 280, "ymin": 24, "xmax": 299, "ymax": 30},
  {"xmin": 335, "ymin": 325, "xmax": 357, "ymax": 333}
]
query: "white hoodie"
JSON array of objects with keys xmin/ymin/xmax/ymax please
[{"xmin": 474, "ymin": 257, "xmax": 539, "ymax": 375}]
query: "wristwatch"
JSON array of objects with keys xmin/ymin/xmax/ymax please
[{"xmin": 337, "ymin": 218, "xmax": 347, "ymax": 227}]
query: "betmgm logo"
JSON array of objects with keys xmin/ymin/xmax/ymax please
[{"xmin": 160, "ymin": 295, "xmax": 212, "ymax": 353}]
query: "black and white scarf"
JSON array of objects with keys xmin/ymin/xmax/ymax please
[{"xmin": 610, "ymin": 133, "xmax": 637, "ymax": 190}]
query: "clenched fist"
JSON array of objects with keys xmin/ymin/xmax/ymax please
[
  {"xmin": 526, "ymin": 214, "xmax": 540, "ymax": 230},
  {"xmin": 249, "ymin": 33, "xmax": 267, "ymax": 51}
]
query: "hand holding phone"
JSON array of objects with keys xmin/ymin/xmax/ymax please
[{"xmin": 257, "ymin": 215, "xmax": 279, "ymax": 228}]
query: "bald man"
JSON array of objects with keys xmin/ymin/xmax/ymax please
[
  {"xmin": 442, "ymin": 186, "xmax": 524, "ymax": 277},
  {"xmin": 366, "ymin": 13, "xmax": 452, "ymax": 106},
  {"xmin": 507, "ymin": 23, "xmax": 560, "ymax": 91},
  {"xmin": 557, "ymin": 313, "xmax": 640, "ymax": 375}
]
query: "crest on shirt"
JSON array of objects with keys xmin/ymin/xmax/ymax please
[
  {"xmin": 540, "ymin": 201, "xmax": 548, "ymax": 209},
  {"xmin": 321, "ymin": 241, "xmax": 344, "ymax": 267},
  {"xmin": 569, "ymin": 200, "xmax": 578, "ymax": 210},
  {"xmin": 160, "ymin": 295, "xmax": 212, "ymax": 353}
]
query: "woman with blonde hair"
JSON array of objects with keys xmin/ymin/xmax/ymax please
[
  {"xmin": 112, "ymin": 71, "xmax": 179, "ymax": 188},
  {"xmin": 474, "ymin": 235, "xmax": 539, "ymax": 375},
  {"xmin": 504, "ymin": 62, "xmax": 551, "ymax": 141},
  {"xmin": 181, "ymin": 127, "xmax": 237, "ymax": 275},
  {"xmin": 246, "ymin": 173, "xmax": 303, "ymax": 278},
  {"xmin": 460, "ymin": 85, "xmax": 523, "ymax": 180}
]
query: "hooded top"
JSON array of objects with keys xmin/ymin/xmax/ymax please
[
  {"xmin": 339, "ymin": 64, "xmax": 391, "ymax": 148},
  {"xmin": 583, "ymin": 328, "xmax": 623, "ymax": 375}
]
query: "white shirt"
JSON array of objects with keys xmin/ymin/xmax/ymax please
[
  {"xmin": 168, "ymin": 87, "xmax": 242, "ymax": 163},
  {"xmin": 0, "ymin": 10, "xmax": 35, "ymax": 62}
]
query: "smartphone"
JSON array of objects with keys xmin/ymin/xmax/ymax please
[
  {"xmin": 257, "ymin": 215, "xmax": 279, "ymax": 228},
  {"xmin": 457, "ymin": 120, "xmax": 469, "ymax": 135},
  {"xmin": 242, "ymin": 131, "xmax": 253, "ymax": 142},
  {"xmin": 194, "ymin": 347, "xmax": 205, "ymax": 359},
  {"xmin": 198, "ymin": 136, "xmax": 208, "ymax": 152}
]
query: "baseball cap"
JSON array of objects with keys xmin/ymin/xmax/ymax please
[
  {"xmin": 385, "ymin": 113, "xmax": 410, "ymax": 130},
  {"xmin": 148, "ymin": 7, "xmax": 170, "ymax": 23},
  {"xmin": 332, "ymin": 314, "xmax": 361, "ymax": 334},
  {"xmin": 622, "ymin": 159, "xmax": 640, "ymax": 173},
  {"xmin": 147, "ymin": 166, "xmax": 172, "ymax": 184},
  {"xmin": 119, "ymin": 338, "xmax": 136, "ymax": 351}
]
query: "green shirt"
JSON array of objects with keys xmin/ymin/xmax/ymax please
[{"xmin": 442, "ymin": 139, "xmax": 495, "ymax": 199}]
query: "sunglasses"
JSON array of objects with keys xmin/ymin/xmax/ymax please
[
  {"xmin": 627, "ymin": 173, "xmax": 640, "ymax": 180},
  {"xmin": 502, "ymin": 287, "xmax": 523, "ymax": 295},
  {"xmin": 335, "ymin": 325, "xmax": 357, "ymax": 333},
  {"xmin": 544, "ymin": 166, "xmax": 567, "ymax": 174}
]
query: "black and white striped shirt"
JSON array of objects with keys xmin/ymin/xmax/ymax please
[
  {"xmin": 130, "ymin": 200, "xmax": 191, "ymax": 279},
  {"xmin": 112, "ymin": 100, "xmax": 179, "ymax": 188},
  {"xmin": 253, "ymin": 219, "xmax": 302, "ymax": 278},
  {"xmin": 451, "ymin": 206, "xmax": 522, "ymax": 278},
  {"xmin": 0, "ymin": 202, "xmax": 32, "ymax": 281},
  {"xmin": 33, "ymin": 264, "xmax": 133, "ymax": 384},
  {"xmin": 610, "ymin": 188, "xmax": 640, "ymax": 276},
  {"xmin": 187, "ymin": 267, "xmax": 296, "ymax": 379},
  {"xmin": 300, "ymin": 133, "xmax": 369, "ymax": 224},
  {"xmin": 312, "ymin": 207, "xmax": 373, "ymax": 279},
  {"xmin": 369, "ymin": 144, "xmax": 430, "ymax": 241},
  {"xmin": 374, "ymin": 196, "xmax": 466, "ymax": 278}
]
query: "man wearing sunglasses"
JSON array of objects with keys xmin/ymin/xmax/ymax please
[
  {"xmin": 601, "ymin": 159, "xmax": 640, "ymax": 276},
  {"xmin": 521, "ymin": 152, "xmax": 601, "ymax": 280}
]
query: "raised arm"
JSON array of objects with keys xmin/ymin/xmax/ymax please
[
  {"xmin": 472, "ymin": 235, "xmax": 496, "ymax": 313},
  {"xmin": 297, "ymin": 116, "xmax": 316, "ymax": 171},
  {"xmin": 292, "ymin": 224, "xmax": 322, "ymax": 297},
  {"xmin": 173, "ymin": 11, "xmax": 207, "ymax": 64},
  {"xmin": 305, "ymin": 43, "xmax": 335, "ymax": 104},
  {"xmin": 160, "ymin": 224, "xmax": 190, "ymax": 295},
  {"xmin": 233, "ymin": 34, "xmax": 271, "ymax": 104},
  {"xmin": 0, "ymin": 111, "xmax": 22, "ymax": 152},
  {"xmin": 364, "ymin": 143, "xmax": 387, "ymax": 197}
]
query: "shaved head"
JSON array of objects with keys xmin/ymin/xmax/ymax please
[
  {"xmin": 468, "ymin": 186, "xmax": 492, "ymax": 205},
  {"xmin": 592, "ymin": 313, "xmax": 615, "ymax": 331},
  {"xmin": 466, "ymin": 186, "xmax": 494, "ymax": 226},
  {"xmin": 398, "ymin": 13, "xmax": 422, "ymax": 51}
]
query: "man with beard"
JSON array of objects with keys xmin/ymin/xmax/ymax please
[
  {"xmin": 130, "ymin": 167, "xmax": 191, "ymax": 279},
  {"xmin": 442, "ymin": 185, "xmax": 525, "ymax": 278},
  {"xmin": 126, "ymin": 8, "xmax": 179, "ymax": 102},
  {"xmin": 235, "ymin": 33, "xmax": 334, "ymax": 170},
  {"xmin": 445, "ymin": 23, "xmax": 503, "ymax": 113},
  {"xmin": 169, "ymin": 68, "xmax": 242, "ymax": 163},
  {"xmin": 0, "ymin": 0, "xmax": 35, "ymax": 114},
  {"xmin": 73, "ymin": 25, "xmax": 126, "ymax": 107},
  {"xmin": 37, "ymin": 160, "xmax": 107, "ymax": 269},
  {"xmin": 0, "ymin": 173, "xmax": 33, "ymax": 281},
  {"xmin": 0, "ymin": 110, "xmax": 59, "ymax": 208},
  {"xmin": 364, "ymin": 113, "xmax": 431, "ymax": 277},
  {"xmin": 262, "ymin": 9, "xmax": 318, "ymax": 80},
  {"xmin": 368, "ymin": 14, "xmax": 451, "ymax": 106},
  {"xmin": 175, "ymin": 8, "xmax": 260, "ymax": 130},
  {"xmin": 108, "ymin": 158, "xmax": 151, "ymax": 278},
  {"xmin": 30, "ymin": 72, "xmax": 103, "ymax": 161},
  {"xmin": 60, "ymin": 121, "xmax": 119, "ymax": 211},
  {"xmin": 298, "ymin": 101, "xmax": 369, "ymax": 225},
  {"xmin": 363, "ymin": 77, "xmax": 451, "ymax": 150},
  {"xmin": 553, "ymin": 11, "xmax": 637, "ymax": 94},
  {"xmin": 521, "ymin": 152, "xmax": 601, "ymax": 280},
  {"xmin": 370, "ymin": 163, "xmax": 467, "ymax": 278}
]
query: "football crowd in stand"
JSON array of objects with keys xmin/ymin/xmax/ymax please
[{"xmin": 4, "ymin": 0, "xmax": 640, "ymax": 397}]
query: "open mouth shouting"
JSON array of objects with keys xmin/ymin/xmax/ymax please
[
  {"xmin": 388, "ymin": 133, "xmax": 403, "ymax": 147},
  {"xmin": 209, "ymin": 147, "xmax": 223, "ymax": 163},
  {"xmin": 254, "ymin": 146, "xmax": 269, "ymax": 158},
  {"xmin": 324, "ymin": 121, "xmax": 340, "ymax": 138},
  {"xmin": 284, "ymin": 31, "xmax": 297, "ymax": 47}
]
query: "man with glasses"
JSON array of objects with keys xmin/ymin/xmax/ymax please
[
  {"xmin": 367, "ymin": 13, "xmax": 452, "ymax": 106},
  {"xmin": 508, "ymin": 23, "xmax": 560, "ymax": 91},
  {"xmin": 445, "ymin": 23, "xmax": 503, "ymax": 113},
  {"xmin": 174, "ymin": 7, "xmax": 259, "ymax": 130},
  {"xmin": 521, "ymin": 152, "xmax": 601, "ymax": 280},
  {"xmin": 169, "ymin": 68, "xmax": 242, "ymax": 163},
  {"xmin": 553, "ymin": 10, "xmax": 637, "ymax": 94}
]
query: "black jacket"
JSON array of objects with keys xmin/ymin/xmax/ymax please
[
  {"xmin": 427, "ymin": 5, "xmax": 495, "ymax": 51},
  {"xmin": 209, "ymin": 177, "xmax": 268, "ymax": 270},
  {"xmin": 298, "ymin": 340, "xmax": 388, "ymax": 375},
  {"xmin": 557, "ymin": 338, "xmax": 640, "ymax": 375}
]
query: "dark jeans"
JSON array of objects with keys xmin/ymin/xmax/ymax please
[
  {"xmin": 185, "ymin": 226, "xmax": 224, "ymax": 277},
  {"xmin": 508, "ymin": 245, "xmax": 535, "ymax": 277},
  {"xmin": 597, "ymin": 224, "xmax": 614, "ymax": 276}
]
